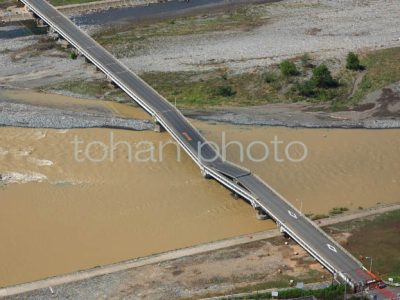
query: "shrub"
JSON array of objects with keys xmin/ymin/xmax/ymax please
[
  {"xmin": 279, "ymin": 60, "xmax": 299, "ymax": 77},
  {"xmin": 329, "ymin": 207, "xmax": 349, "ymax": 215},
  {"xmin": 296, "ymin": 80, "xmax": 317, "ymax": 97},
  {"xmin": 213, "ymin": 85, "xmax": 236, "ymax": 97},
  {"xmin": 263, "ymin": 71, "xmax": 278, "ymax": 83},
  {"xmin": 346, "ymin": 52, "xmax": 364, "ymax": 70},
  {"xmin": 301, "ymin": 53, "xmax": 313, "ymax": 68},
  {"xmin": 70, "ymin": 52, "xmax": 77, "ymax": 60},
  {"xmin": 311, "ymin": 64, "xmax": 338, "ymax": 88}
]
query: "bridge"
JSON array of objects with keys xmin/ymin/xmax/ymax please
[{"xmin": 19, "ymin": 0, "xmax": 380, "ymax": 293}]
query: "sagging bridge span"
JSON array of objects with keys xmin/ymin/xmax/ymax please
[{"xmin": 17, "ymin": 0, "xmax": 382, "ymax": 294}]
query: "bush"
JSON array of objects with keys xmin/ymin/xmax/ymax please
[
  {"xmin": 329, "ymin": 207, "xmax": 349, "ymax": 215},
  {"xmin": 213, "ymin": 85, "xmax": 236, "ymax": 97},
  {"xmin": 301, "ymin": 53, "xmax": 313, "ymax": 68},
  {"xmin": 70, "ymin": 52, "xmax": 77, "ymax": 60},
  {"xmin": 263, "ymin": 71, "xmax": 278, "ymax": 83},
  {"xmin": 346, "ymin": 52, "xmax": 364, "ymax": 70},
  {"xmin": 280, "ymin": 60, "xmax": 299, "ymax": 77},
  {"xmin": 296, "ymin": 80, "xmax": 317, "ymax": 97},
  {"xmin": 311, "ymin": 64, "xmax": 338, "ymax": 88}
]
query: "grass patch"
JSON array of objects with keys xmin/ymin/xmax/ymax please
[
  {"xmin": 329, "ymin": 207, "xmax": 349, "ymax": 216},
  {"xmin": 45, "ymin": 79, "xmax": 129, "ymax": 102},
  {"xmin": 351, "ymin": 47, "xmax": 400, "ymax": 103},
  {"xmin": 45, "ymin": 48, "xmax": 400, "ymax": 109},
  {"xmin": 228, "ymin": 269, "xmax": 326, "ymax": 296},
  {"xmin": 140, "ymin": 69, "xmax": 289, "ymax": 108},
  {"xmin": 227, "ymin": 284, "xmax": 348, "ymax": 300},
  {"xmin": 334, "ymin": 210, "xmax": 400, "ymax": 279}
]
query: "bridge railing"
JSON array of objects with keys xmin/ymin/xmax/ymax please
[{"xmin": 20, "ymin": 0, "xmax": 366, "ymax": 289}]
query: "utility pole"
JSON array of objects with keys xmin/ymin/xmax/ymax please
[{"xmin": 366, "ymin": 256, "xmax": 373, "ymax": 272}]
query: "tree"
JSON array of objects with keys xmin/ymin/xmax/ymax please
[
  {"xmin": 279, "ymin": 60, "xmax": 299, "ymax": 77},
  {"xmin": 346, "ymin": 52, "xmax": 363, "ymax": 70},
  {"xmin": 311, "ymin": 64, "xmax": 338, "ymax": 88}
]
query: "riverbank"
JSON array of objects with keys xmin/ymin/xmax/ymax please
[
  {"xmin": 0, "ymin": 88, "xmax": 152, "ymax": 130},
  {"xmin": 1, "ymin": 204, "xmax": 399, "ymax": 299}
]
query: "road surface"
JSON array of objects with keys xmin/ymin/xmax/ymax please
[{"xmin": 18, "ymin": 0, "xmax": 377, "ymax": 292}]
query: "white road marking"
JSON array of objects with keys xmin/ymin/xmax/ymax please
[
  {"xmin": 327, "ymin": 244, "xmax": 337, "ymax": 253},
  {"xmin": 288, "ymin": 210, "xmax": 298, "ymax": 219}
]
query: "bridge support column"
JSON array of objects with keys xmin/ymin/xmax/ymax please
[
  {"xmin": 35, "ymin": 18, "xmax": 48, "ymax": 28},
  {"xmin": 231, "ymin": 192, "xmax": 240, "ymax": 200},
  {"xmin": 48, "ymin": 28, "xmax": 59, "ymax": 40},
  {"xmin": 255, "ymin": 207, "xmax": 269, "ymax": 220},
  {"xmin": 56, "ymin": 38, "xmax": 70, "ymax": 49},
  {"xmin": 154, "ymin": 121, "xmax": 165, "ymax": 133},
  {"xmin": 201, "ymin": 169, "xmax": 211, "ymax": 179}
]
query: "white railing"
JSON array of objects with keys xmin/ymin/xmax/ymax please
[{"xmin": 20, "ymin": 0, "xmax": 365, "ymax": 288}]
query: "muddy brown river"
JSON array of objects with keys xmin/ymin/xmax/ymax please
[{"xmin": 0, "ymin": 91, "xmax": 399, "ymax": 287}]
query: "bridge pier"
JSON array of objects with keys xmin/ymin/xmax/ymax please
[
  {"xmin": 231, "ymin": 192, "xmax": 240, "ymax": 200},
  {"xmin": 255, "ymin": 207, "xmax": 269, "ymax": 220},
  {"xmin": 201, "ymin": 169, "xmax": 211, "ymax": 179},
  {"xmin": 35, "ymin": 18, "xmax": 48, "ymax": 28},
  {"xmin": 154, "ymin": 121, "xmax": 165, "ymax": 133},
  {"xmin": 48, "ymin": 28, "xmax": 59, "ymax": 40},
  {"xmin": 56, "ymin": 37, "xmax": 70, "ymax": 49}
]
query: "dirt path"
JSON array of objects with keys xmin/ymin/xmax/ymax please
[{"xmin": 1, "ymin": 203, "xmax": 399, "ymax": 298}]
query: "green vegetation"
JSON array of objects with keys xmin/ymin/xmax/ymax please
[
  {"xmin": 294, "ymin": 64, "xmax": 340, "ymax": 101},
  {"xmin": 213, "ymin": 84, "xmax": 236, "ymax": 97},
  {"xmin": 351, "ymin": 47, "xmax": 400, "ymax": 102},
  {"xmin": 47, "ymin": 47, "xmax": 400, "ymax": 109},
  {"xmin": 226, "ymin": 284, "xmax": 348, "ymax": 300},
  {"xmin": 300, "ymin": 53, "xmax": 313, "ymax": 68},
  {"xmin": 225, "ymin": 269, "xmax": 326, "ymax": 296},
  {"xmin": 45, "ymin": 79, "xmax": 129, "ymax": 102},
  {"xmin": 279, "ymin": 60, "xmax": 299, "ymax": 77},
  {"xmin": 329, "ymin": 207, "xmax": 349, "ymax": 215},
  {"xmin": 310, "ymin": 214, "xmax": 329, "ymax": 221},
  {"xmin": 70, "ymin": 52, "xmax": 77, "ymax": 60},
  {"xmin": 311, "ymin": 64, "xmax": 338, "ymax": 88},
  {"xmin": 346, "ymin": 52, "xmax": 364, "ymax": 71},
  {"xmin": 332, "ymin": 209, "xmax": 400, "ymax": 280},
  {"xmin": 139, "ymin": 70, "xmax": 286, "ymax": 108}
]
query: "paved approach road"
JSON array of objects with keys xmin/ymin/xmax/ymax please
[{"xmin": 20, "ymin": 0, "xmax": 377, "ymax": 292}]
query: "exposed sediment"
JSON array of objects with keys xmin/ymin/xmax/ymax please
[{"xmin": 0, "ymin": 100, "xmax": 153, "ymax": 130}]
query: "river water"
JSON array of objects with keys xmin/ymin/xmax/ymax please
[{"xmin": 0, "ymin": 91, "xmax": 399, "ymax": 287}]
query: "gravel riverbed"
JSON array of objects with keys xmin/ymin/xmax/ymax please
[{"xmin": 0, "ymin": 100, "xmax": 153, "ymax": 130}]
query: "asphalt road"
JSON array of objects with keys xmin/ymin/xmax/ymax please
[{"xmin": 21, "ymin": 0, "xmax": 375, "ymax": 291}]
